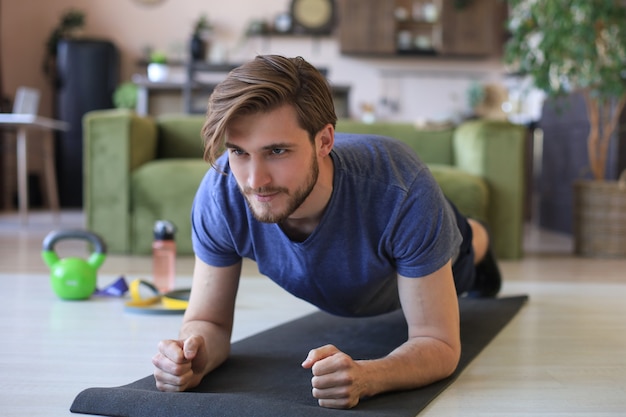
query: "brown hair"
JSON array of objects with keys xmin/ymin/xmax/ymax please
[{"xmin": 201, "ymin": 55, "xmax": 337, "ymax": 167}]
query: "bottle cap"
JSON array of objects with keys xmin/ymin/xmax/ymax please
[{"xmin": 153, "ymin": 220, "xmax": 176, "ymax": 240}]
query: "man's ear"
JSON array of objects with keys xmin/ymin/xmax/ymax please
[{"xmin": 317, "ymin": 124, "xmax": 335, "ymax": 157}]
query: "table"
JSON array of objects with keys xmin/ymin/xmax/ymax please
[{"xmin": 0, "ymin": 113, "xmax": 69, "ymax": 223}]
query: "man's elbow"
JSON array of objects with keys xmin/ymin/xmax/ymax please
[{"xmin": 440, "ymin": 344, "xmax": 461, "ymax": 378}]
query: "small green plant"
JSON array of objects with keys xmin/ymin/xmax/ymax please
[
  {"xmin": 43, "ymin": 9, "xmax": 85, "ymax": 77},
  {"xmin": 149, "ymin": 51, "xmax": 167, "ymax": 64},
  {"xmin": 45, "ymin": 9, "xmax": 85, "ymax": 56},
  {"xmin": 193, "ymin": 13, "xmax": 212, "ymax": 36},
  {"xmin": 113, "ymin": 82, "xmax": 138, "ymax": 110}
]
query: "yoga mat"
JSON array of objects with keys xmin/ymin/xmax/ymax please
[{"xmin": 71, "ymin": 295, "xmax": 528, "ymax": 417}]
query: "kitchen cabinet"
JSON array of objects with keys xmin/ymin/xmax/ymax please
[
  {"xmin": 338, "ymin": 0, "xmax": 396, "ymax": 54},
  {"xmin": 338, "ymin": 0, "xmax": 507, "ymax": 57}
]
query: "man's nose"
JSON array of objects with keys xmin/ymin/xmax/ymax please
[{"xmin": 247, "ymin": 158, "xmax": 271, "ymax": 190}]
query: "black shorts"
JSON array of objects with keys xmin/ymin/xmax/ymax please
[{"xmin": 449, "ymin": 201, "xmax": 476, "ymax": 295}]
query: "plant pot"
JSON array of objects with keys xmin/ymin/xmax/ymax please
[
  {"xmin": 147, "ymin": 63, "xmax": 169, "ymax": 82},
  {"xmin": 573, "ymin": 171, "xmax": 626, "ymax": 257}
]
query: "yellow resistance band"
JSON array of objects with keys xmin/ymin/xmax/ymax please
[{"xmin": 125, "ymin": 279, "xmax": 190, "ymax": 312}]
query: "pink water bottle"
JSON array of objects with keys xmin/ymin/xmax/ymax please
[{"xmin": 152, "ymin": 220, "xmax": 176, "ymax": 293}]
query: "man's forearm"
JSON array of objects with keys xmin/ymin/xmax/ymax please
[{"xmin": 357, "ymin": 337, "xmax": 460, "ymax": 398}]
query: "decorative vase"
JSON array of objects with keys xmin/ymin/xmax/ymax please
[
  {"xmin": 573, "ymin": 171, "xmax": 626, "ymax": 258},
  {"xmin": 190, "ymin": 35, "xmax": 206, "ymax": 61}
]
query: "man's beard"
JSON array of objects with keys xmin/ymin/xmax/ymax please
[{"xmin": 240, "ymin": 153, "xmax": 319, "ymax": 224}]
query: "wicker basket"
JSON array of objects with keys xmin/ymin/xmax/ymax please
[{"xmin": 573, "ymin": 171, "xmax": 626, "ymax": 257}]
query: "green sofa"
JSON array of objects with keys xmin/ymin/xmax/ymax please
[{"xmin": 83, "ymin": 109, "xmax": 526, "ymax": 259}]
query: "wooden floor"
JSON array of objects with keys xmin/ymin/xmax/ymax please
[{"xmin": 1, "ymin": 210, "xmax": 625, "ymax": 416}]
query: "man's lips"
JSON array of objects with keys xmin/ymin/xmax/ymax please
[{"xmin": 251, "ymin": 191, "xmax": 280, "ymax": 203}]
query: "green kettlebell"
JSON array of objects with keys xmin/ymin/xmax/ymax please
[{"xmin": 41, "ymin": 230, "xmax": 107, "ymax": 300}]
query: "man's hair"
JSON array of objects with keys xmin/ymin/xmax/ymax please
[{"xmin": 201, "ymin": 55, "xmax": 338, "ymax": 167}]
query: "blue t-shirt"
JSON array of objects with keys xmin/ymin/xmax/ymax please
[{"xmin": 191, "ymin": 133, "xmax": 461, "ymax": 317}]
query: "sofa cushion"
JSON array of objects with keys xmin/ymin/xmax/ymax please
[
  {"xmin": 428, "ymin": 164, "xmax": 489, "ymax": 223},
  {"xmin": 156, "ymin": 115, "xmax": 206, "ymax": 159},
  {"xmin": 131, "ymin": 159, "xmax": 209, "ymax": 254}
]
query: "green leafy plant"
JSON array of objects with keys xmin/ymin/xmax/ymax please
[
  {"xmin": 504, "ymin": 0, "xmax": 626, "ymax": 180},
  {"xmin": 193, "ymin": 13, "xmax": 212, "ymax": 37},
  {"xmin": 43, "ymin": 9, "xmax": 85, "ymax": 77},
  {"xmin": 113, "ymin": 82, "xmax": 138, "ymax": 110},
  {"xmin": 149, "ymin": 50, "xmax": 168, "ymax": 64}
]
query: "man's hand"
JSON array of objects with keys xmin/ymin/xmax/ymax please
[
  {"xmin": 152, "ymin": 335, "xmax": 209, "ymax": 392},
  {"xmin": 301, "ymin": 344, "xmax": 368, "ymax": 409}
]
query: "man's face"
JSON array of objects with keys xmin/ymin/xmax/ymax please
[{"xmin": 224, "ymin": 105, "xmax": 319, "ymax": 223}]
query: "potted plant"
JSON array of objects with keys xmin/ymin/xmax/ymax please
[
  {"xmin": 43, "ymin": 9, "xmax": 85, "ymax": 81},
  {"xmin": 113, "ymin": 82, "xmax": 138, "ymax": 110},
  {"xmin": 147, "ymin": 50, "xmax": 169, "ymax": 82},
  {"xmin": 504, "ymin": 0, "xmax": 626, "ymax": 257}
]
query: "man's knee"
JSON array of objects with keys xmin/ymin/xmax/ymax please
[{"xmin": 468, "ymin": 219, "xmax": 488, "ymax": 264}]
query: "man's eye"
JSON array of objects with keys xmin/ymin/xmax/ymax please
[
  {"xmin": 271, "ymin": 149, "xmax": 286, "ymax": 155},
  {"xmin": 230, "ymin": 148, "xmax": 245, "ymax": 156}
]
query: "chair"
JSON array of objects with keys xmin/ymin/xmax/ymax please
[{"xmin": 1, "ymin": 86, "xmax": 59, "ymax": 215}]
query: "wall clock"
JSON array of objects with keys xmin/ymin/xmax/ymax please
[{"xmin": 290, "ymin": 0, "xmax": 336, "ymax": 35}]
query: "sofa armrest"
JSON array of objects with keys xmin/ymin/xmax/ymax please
[
  {"xmin": 452, "ymin": 120, "xmax": 527, "ymax": 259},
  {"xmin": 83, "ymin": 109, "xmax": 158, "ymax": 253}
]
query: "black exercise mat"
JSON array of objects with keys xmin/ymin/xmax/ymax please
[{"xmin": 71, "ymin": 295, "xmax": 528, "ymax": 417}]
